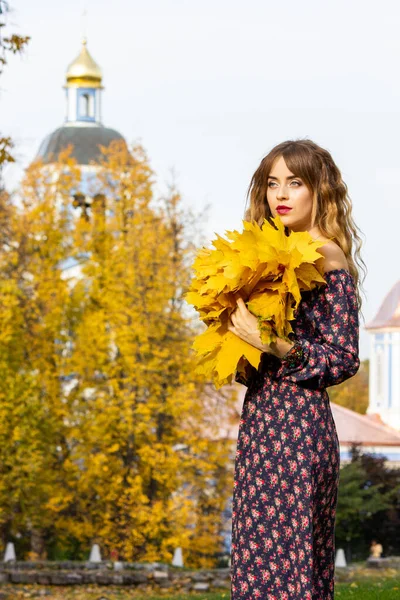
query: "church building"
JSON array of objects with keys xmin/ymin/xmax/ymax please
[
  {"xmin": 36, "ymin": 38, "xmax": 126, "ymax": 179},
  {"xmin": 34, "ymin": 39, "xmax": 128, "ymax": 277}
]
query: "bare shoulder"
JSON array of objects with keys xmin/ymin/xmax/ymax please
[{"xmin": 317, "ymin": 240, "xmax": 349, "ymax": 273}]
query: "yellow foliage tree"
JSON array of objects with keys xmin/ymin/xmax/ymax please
[
  {"xmin": 0, "ymin": 151, "xmax": 81, "ymax": 556},
  {"xmin": 329, "ymin": 359, "xmax": 369, "ymax": 414},
  {"xmin": 0, "ymin": 142, "xmax": 236, "ymax": 566}
]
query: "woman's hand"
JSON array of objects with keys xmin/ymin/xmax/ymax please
[
  {"xmin": 228, "ymin": 298, "xmax": 269, "ymax": 353},
  {"xmin": 228, "ymin": 298, "xmax": 294, "ymax": 358}
]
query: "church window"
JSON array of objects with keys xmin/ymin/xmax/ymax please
[{"xmin": 79, "ymin": 92, "xmax": 94, "ymax": 118}]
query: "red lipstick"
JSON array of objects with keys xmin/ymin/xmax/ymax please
[{"xmin": 276, "ymin": 205, "xmax": 292, "ymax": 215}]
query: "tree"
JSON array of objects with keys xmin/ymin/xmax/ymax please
[
  {"xmin": 329, "ymin": 359, "xmax": 369, "ymax": 414},
  {"xmin": 0, "ymin": 2, "xmax": 30, "ymax": 181},
  {"xmin": 0, "ymin": 142, "xmax": 236, "ymax": 566},
  {"xmin": 62, "ymin": 141, "xmax": 236, "ymax": 564},
  {"xmin": 354, "ymin": 446, "xmax": 400, "ymax": 557},
  {"xmin": 335, "ymin": 444, "xmax": 400, "ymax": 561},
  {"xmin": 0, "ymin": 149, "xmax": 81, "ymax": 557}
]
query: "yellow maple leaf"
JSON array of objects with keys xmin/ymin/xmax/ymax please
[
  {"xmin": 213, "ymin": 331, "xmax": 261, "ymax": 384},
  {"xmin": 193, "ymin": 324, "xmax": 224, "ymax": 356},
  {"xmin": 295, "ymin": 262, "xmax": 326, "ymax": 289},
  {"xmin": 247, "ymin": 290, "xmax": 284, "ymax": 321}
]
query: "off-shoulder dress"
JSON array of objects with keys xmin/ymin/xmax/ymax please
[{"xmin": 231, "ymin": 268, "xmax": 360, "ymax": 600}]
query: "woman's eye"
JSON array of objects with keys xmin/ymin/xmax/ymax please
[{"xmin": 268, "ymin": 180, "xmax": 301, "ymax": 187}]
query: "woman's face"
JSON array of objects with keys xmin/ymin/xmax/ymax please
[{"xmin": 266, "ymin": 155, "xmax": 314, "ymax": 232}]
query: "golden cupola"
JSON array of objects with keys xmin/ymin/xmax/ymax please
[
  {"xmin": 66, "ymin": 38, "xmax": 103, "ymax": 88},
  {"xmin": 60, "ymin": 38, "xmax": 105, "ymax": 126},
  {"xmin": 36, "ymin": 38, "xmax": 126, "ymax": 166}
]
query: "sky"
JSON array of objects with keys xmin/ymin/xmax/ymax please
[{"xmin": 2, "ymin": 0, "xmax": 400, "ymax": 359}]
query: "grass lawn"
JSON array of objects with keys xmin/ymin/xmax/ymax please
[
  {"xmin": 336, "ymin": 578, "xmax": 400, "ymax": 599},
  {"xmin": 1, "ymin": 573, "xmax": 399, "ymax": 599}
]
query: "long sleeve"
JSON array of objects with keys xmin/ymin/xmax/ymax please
[{"xmin": 275, "ymin": 269, "xmax": 360, "ymax": 389}]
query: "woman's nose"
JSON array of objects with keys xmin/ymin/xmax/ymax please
[{"xmin": 276, "ymin": 185, "xmax": 289, "ymax": 199}]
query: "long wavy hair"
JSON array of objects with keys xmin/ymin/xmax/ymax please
[{"xmin": 246, "ymin": 139, "xmax": 366, "ymax": 310}]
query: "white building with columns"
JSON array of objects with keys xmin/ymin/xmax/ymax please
[{"xmin": 366, "ymin": 280, "xmax": 400, "ymax": 431}]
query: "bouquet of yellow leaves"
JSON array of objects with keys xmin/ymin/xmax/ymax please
[{"xmin": 185, "ymin": 216, "xmax": 327, "ymax": 388}]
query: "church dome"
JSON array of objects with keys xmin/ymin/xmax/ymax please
[
  {"xmin": 35, "ymin": 39, "xmax": 127, "ymax": 166},
  {"xmin": 366, "ymin": 280, "xmax": 400, "ymax": 329},
  {"xmin": 37, "ymin": 125, "xmax": 126, "ymax": 166},
  {"xmin": 66, "ymin": 39, "xmax": 102, "ymax": 85}
]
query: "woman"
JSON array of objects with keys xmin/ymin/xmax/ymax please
[{"xmin": 228, "ymin": 140, "xmax": 364, "ymax": 600}]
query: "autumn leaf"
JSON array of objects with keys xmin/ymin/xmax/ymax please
[{"xmin": 215, "ymin": 331, "xmax": 262, "ymax": 382}]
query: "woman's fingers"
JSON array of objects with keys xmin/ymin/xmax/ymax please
[
  {"xmin": 228, "ymin": 313, "xmax": 239, "ymax": 335},
  {"xmin": 232, "ymin": 300, "xmax": 257, "ymax": 331},
  {"xmin": 236, "ymin": 297, "xmax": 250, "ymax": 318},
  {"xmin": 230, "ymin": 310, "xmax": 237, "ymax": 327}
]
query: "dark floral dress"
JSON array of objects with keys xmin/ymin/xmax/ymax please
[{"xmin": 231, "ymin": 268, "xmax": 360, "ymax": 600}]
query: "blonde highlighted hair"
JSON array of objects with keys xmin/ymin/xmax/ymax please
[{"xmin": 246, "ymin": 139, "xmax": 366, "ymax": 310}]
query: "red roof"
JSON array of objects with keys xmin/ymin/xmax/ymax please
[
  {"xmin": 366, "ymin": 280, "xmax": 400, "ymax": 329},
  {"xmin": 331, "ymin": 402, "xmax": 400, "ymax": 446},
  {"xmin": 220, "ymin": 386, "xmax": 400, "ymax": 447}
]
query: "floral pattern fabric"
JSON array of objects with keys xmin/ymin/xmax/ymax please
[{"xmin": 231, "ymin": 268, "xmax": 360, "ymax": 600}]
